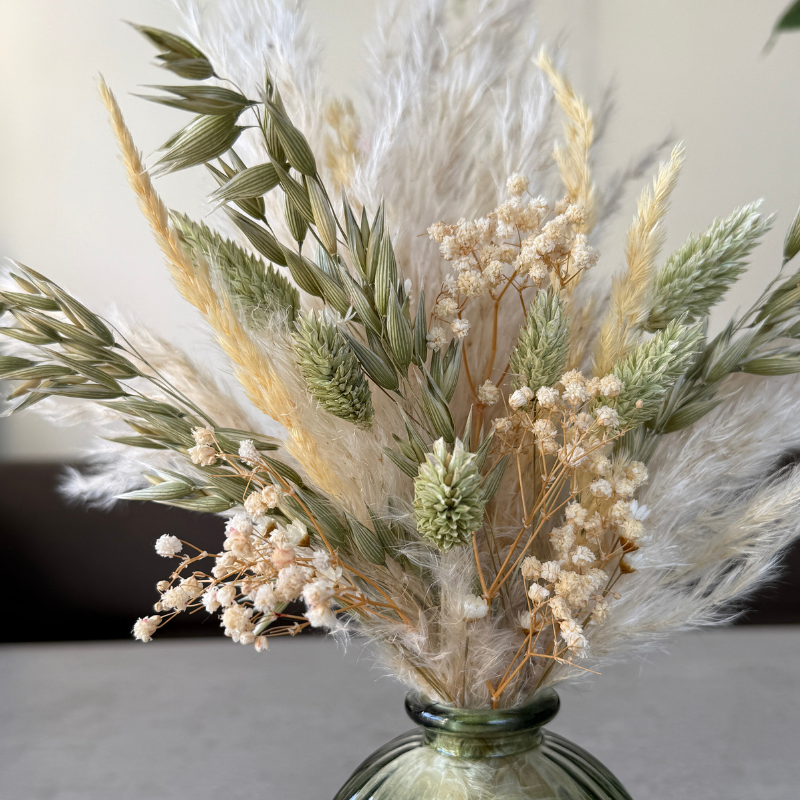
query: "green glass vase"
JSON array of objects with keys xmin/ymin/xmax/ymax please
[{"xmin": 334, "ymin": 689, "xmax": 632, "ymax": 799}]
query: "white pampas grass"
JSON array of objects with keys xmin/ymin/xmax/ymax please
[
  {"xmin": 351, "ymin": 0, "xmax": 552, "ymax": 278},
  {"xmin": 644, "ymin": 373, "xmax": 800, "ymax": 544},
  {"xmin": 584, "ymin": 467, "xmax": 800, "ymax": 666},
  {"xmin": 367, "ymin": 543, "xmax": 531, "ymax": 707},
  {"xmin": 119, "ymin": 320, "xmax": 266, "ymax": 434},
  {"xmin": 344, "ymin": 0, "xmax": 556, "ymax": 422},
  {"xmin": 177, "ymin": 0, "xmax": 325, "ymax": 149}
]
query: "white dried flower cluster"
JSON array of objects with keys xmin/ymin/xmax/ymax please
[
  {"xmin": 509, "ymin": 386, "xmax": 534, "ymax": 409},
  {"xmin": 188, "ymin": 426, "xmax": 218, "ymax": 466},
  {"xmin": 426, "ymin": 325, "xmax": 449, "ymax": 352},
  {"xmin": 478, "ymin": 380, "xmax": 500, "ymax": 406},
  {"xmin": 238, "ymin": 439, "xmax": 260, "ymax": 466},
  {"xmin": 427, "ymin": 182, "xmax": 599, "ymax": 350},
  {"xmin": 244, "ymin": 484, "xmax": 283, "ymax": 517},
  {"xmin": 137, "ymin": 511, "xmax": 363, "ymax": 649},
  {"xmin": 462, "ymin": 593, "xmax": 489, "ymax": 621},
  {"xmin": 504, "ymin": 369, "xmax": 649, "ymax": 658},
  {"xmin": 434, "ymin": 297, "xmax": 459, "ymax": 319},
  {"xmin": 451, "ymin": 318, "xmax": 471, "ymax": 339},
  {"xmin": 132, "ymin": 615, "xmax": 161, "ymax": 642},
  {"xmin": 498, "ymin": 370, "xmax": 626, "ymax": 454},
  {"xmin": 506, "ymin": 173, "xmax": 529, "ymax": 197},
  {"xmin": 188, "ymin": 444, "xmax": 217, "ymax": 466},
  {"xmin": 513, "ymin": 205, "xmax": 598, "ymax": 286},
  {"xmin": 154, "ymin": 534, "xmax": 182, "ymax": 558},
  {"xmin": 191, "ymin": 426, "xmax": 215, "ymax": 446},
  {"xmin": 493, "ymin": 416, "xmax": 513, "ymax": 434}
]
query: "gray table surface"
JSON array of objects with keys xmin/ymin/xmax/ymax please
[{"xmin": 1, "ymin": 627, "xmax": 799, "ymax": 800}]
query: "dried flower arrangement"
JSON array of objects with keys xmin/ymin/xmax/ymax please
[{"xmin": 3, "ymin": 0, "xmax": 800, "ymax": 712}]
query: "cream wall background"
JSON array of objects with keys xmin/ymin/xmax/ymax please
[{"xmin": 1, "ymin": 0, "xmax": 799, "ymax": 460}]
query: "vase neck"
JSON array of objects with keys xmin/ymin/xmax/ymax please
[{"xmin": 404, "ymin": 689, "xmax": 560, "ymax": 759}]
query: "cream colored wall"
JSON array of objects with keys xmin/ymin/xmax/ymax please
[
  {"xmin": 535, "ymin": 0, "xmax": 800, "ymax": 334},
  {"xmin": 1, "ymin": 0, "xmax": 799, "ymax": 460}
]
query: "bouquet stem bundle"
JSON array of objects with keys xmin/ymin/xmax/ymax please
[{"xmin": 3, "ymin": 0, "xmax": 800, "ymax": 710}]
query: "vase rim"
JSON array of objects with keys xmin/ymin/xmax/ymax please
[{"xmin": 404, "ymin": 687, "xmax": 560, "ymax": 737}]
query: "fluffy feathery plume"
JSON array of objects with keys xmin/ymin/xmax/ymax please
[
  {"xmin": 568, "ymin": 373, "xmax": 800, "ymax": 678},
  {"xmin": 368, "ymin": 545, "xmax": 526, "ymax": 707},
  {"xmin": 643, "ymin": 372, "xmax": 800, "ymax": 548},
  {"xmin": 349, "ymin": 0, "xmax": 554, "ymax": 387},
  {"xmin": 177, "ymin": 0, "xmax": 326, "ymax": 162},
  {"xmin": 586, "ymin": 462, "xmax": 800, "ymax": 675},
  {"xmin": 537, "ymin": 49, "xmax": 597, "ymax": 240},
  {"xmin": 324, "ymin": 98, "xmax": 361, "ymax": 188},
  {"xmin": 568, "ymin": 143, "xmax": 674, "ymax": 369},
  {"xmin": 179, "ymin": 0, "xmax": 323, "ymax": 129},
  {"xmin": 355, "ymin": 0, "xmax": 550, "ymax": 225},
  {"xmin": 593, "ymin": 144, "xmax": 684, "ymax": 376},
  {"xmin": 593, "ymin": 135, "xmax": 673, "ymax": 237}
]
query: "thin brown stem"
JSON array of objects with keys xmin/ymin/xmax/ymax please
[{"xmin": 473, "ymin": 532, "xmax": 489, "ymax": 597}]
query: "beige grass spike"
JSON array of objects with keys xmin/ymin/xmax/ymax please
[
  {"xmin": 593, "ymin": 143, "xmax": 684, "ymax": 376},
  {"xmin": 536, "ymin": 49, "xmax": 597, "ymax": 240},
  {"xmin": 98, "ymin": 77, "xmax": 354, "ymax": 505}
]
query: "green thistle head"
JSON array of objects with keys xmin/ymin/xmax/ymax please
[
  {"xmin": 294, "ymin": 312, "xmax": 374, "ymax": 427},
  {"xmin": 509, "ymin": 288, "xmax": 570, "ymax": 392},
  {"xmin": 413, "ymin": 438, "xmax": 484, "ymax": 551}
]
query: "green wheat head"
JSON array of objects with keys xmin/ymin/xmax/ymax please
[
  {"xmin": 294, "ymin": 312, "xmax": 374, "ymax": 427},
  {"xmin": 509, "ymin": 288, "xmax": 570, "ymax": 392},
  {"xmin": 601, "ymin": 319, "xmax": 704, "ymax": 429},
  {"xmin": 172, "ymin": 213, "xmax": 299, "ymax": 321},
  {"xmin": 647, "ymin": 202, "xmax": 771, "ymax": 331}
]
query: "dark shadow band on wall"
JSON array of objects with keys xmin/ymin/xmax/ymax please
[
  {"xmin": 0, "ymin": 463, "xmax": 311, "ymax": 643},
  {"xmin": 0, "ymin": 463, "xmax": 798, "ymax": 643}
]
